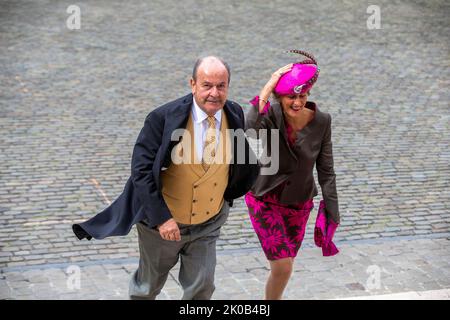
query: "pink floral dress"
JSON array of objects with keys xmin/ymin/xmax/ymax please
[{"xmin": 245, "ymin": 96, "xmax": 315, "ymax": 261}]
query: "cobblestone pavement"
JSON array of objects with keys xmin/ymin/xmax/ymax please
[
  {"xmin": 0, "ymin": 0, "xmax": 449, "ymax": 299},
  {"xmin": 1, "ymin": 238, "xmax": 449, "ymax": 300}
]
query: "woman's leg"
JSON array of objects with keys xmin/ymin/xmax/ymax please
[{"xmin": 265, "ymin": 257, "xmax": 294, "ymax": 300}]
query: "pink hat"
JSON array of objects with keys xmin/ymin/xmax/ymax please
[{"xmin": 274, "ymin": 50, "xmax": 320, "ymax": 95}]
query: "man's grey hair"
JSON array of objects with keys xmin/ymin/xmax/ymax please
[{"xmin": 192, "ymin": 56, "xmax": 231, "ymax": 84}]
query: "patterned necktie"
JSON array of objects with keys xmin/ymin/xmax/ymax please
[{"xmin": 202, "ymin": 116, "xmax": 217, "ymax": 171}]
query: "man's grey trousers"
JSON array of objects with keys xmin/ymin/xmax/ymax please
[{"xmin": 129, "ymin": 202, "xmax": 230, "ymax": 300}]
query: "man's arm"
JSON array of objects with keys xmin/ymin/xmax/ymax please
[{"xmin": 131, "ymin": 110, "xmax": 173, "ymax": 227}]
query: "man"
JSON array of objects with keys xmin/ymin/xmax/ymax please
[{"xmin": 72, "ymin": 56, "xmax": 259, "ymax": 300}]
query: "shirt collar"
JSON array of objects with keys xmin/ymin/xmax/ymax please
[{"xmin": 192, "ymin": 98, "xmax": 222, "ymax": 124}]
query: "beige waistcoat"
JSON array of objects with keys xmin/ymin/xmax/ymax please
[{"xmin": 160, "ymin": 112, "xmax": 231, "ymax": 224}]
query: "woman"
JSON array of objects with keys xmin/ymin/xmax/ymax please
[{"xmin": 245, "ymin": 50, "xmax": 340, "ymax": 300}]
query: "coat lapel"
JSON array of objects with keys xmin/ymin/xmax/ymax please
[
  {"xmin": 271, "ymin": 102, "xmax": 297, "ymax": 159},
  {"xmin": 222, "ymin": 101, "xmax": 240, "ymax": 130},
  {"xmin": 159, "ymin": 94, "xmax": 193, "ymax": 169},
  {"xmin": 295, "ymin": 103, "xmax": 319, "ymax": 147},
  {"xmin": 164, "ymin": 94, "xmax": 193, "ymax": 137}
]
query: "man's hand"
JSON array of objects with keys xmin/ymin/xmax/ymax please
[
  {"xmin": 258, "ymin": 63, "xmax": 293, "ymax": 112},
  {"xmin": 157, "ymin": 218, "xmax": 181, "ymax": 241}
]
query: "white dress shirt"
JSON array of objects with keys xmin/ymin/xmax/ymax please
[{"xmin": 192, "ymin": 98, "xmax": 222, "ymax": 162}]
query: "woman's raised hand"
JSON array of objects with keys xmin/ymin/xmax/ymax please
[
  {"xmin": 264, "ymin": 63, "xmax": 293, "ymax": 92},
  {"xmin": 258, "ymin": 63, "xmax": 294, "ymax": 112},
  {"xmin": 272, "ymin": 63, "xmax": 294, "ymax": 80}
]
